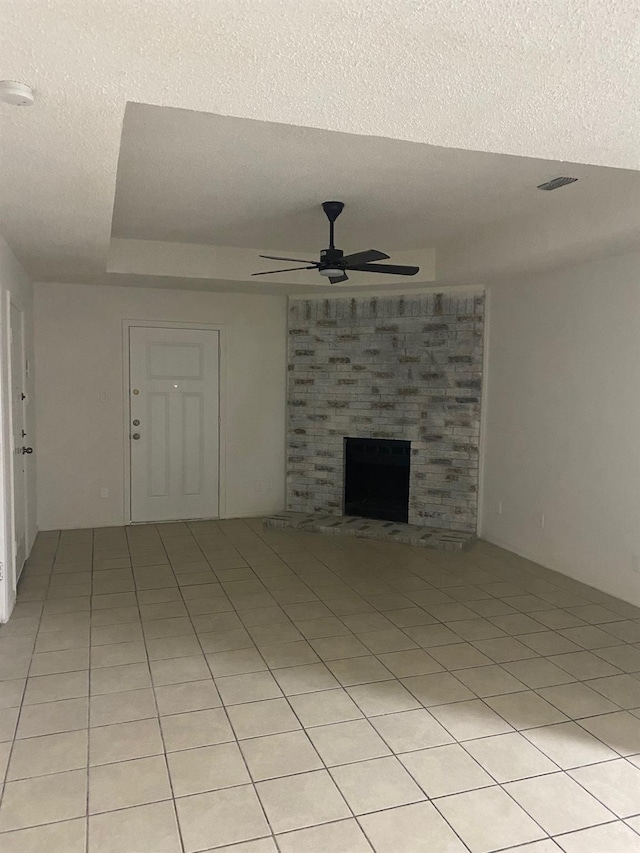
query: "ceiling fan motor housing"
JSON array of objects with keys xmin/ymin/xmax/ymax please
[{"xmin": 320, "ymin": 247, "xmax": 344, "ymax": 269}]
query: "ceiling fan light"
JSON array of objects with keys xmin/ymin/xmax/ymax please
[{"xmin": 319, "ymin": 267, "xmax": 343, "ymax": 277}]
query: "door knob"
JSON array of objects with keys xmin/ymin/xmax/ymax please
[
  {"xmin": 22, "ymin": 447, "xmax": 33, "ymax": 454},
  {"xmin": 132, "ymin": 433, "xmax": 141, "ymax": 440}
]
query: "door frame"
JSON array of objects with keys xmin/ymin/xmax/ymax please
[
  {"xmin": 0, "ymin": 292, "xmax": 30, "ymax": 621},
  {"xmin": 122, "ymin": 319, "xmax": 227, "ymax": 525},
  {"xmin": 9, "ymin": 300, "xmax": 29, "ymax": 572}
]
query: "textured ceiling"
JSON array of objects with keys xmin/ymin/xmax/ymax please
[{"xmin": 1, "ymin": 0, "xmax": 640, "ymax": 285}]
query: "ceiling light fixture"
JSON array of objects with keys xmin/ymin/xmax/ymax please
[{"xmin": 0, "ymin": 81, "xmax": 35, "ymax": 106}]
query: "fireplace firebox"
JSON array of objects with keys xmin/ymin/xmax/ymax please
[{"xmin": 344, "ymin": 438, "xmax": 410, "ymax": 523}]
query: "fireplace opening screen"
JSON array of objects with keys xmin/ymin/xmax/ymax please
[{"xmin": 344, "ymin": 437, "xmax": 410, "ymax": 523}]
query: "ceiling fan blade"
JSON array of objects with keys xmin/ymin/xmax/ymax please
[
  {"xmin": 342, "ymin": 249, "xmax": 390, "ymax": 266},
  {"xmin": 329, "ymin": 273, "xmax": 349, "ymax": 284},
  {"xmin": 251, "ymin": 266, "xmax": 317, "ymax": 276},
  {"xmin": 348, "ymin": 263, "xmax": 420, "ymax": 276},
  {"xmin": 259, "ymin": 254, "xmax": 319, "ymax": 265}
]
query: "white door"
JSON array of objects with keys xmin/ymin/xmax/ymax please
[
  {"xmin": 10, "ymin": 302, "xmax": 28, "ymax": 577},
  {"xmin": 129, "ymin": 326, "xmax": 220, "ymax": 523}
]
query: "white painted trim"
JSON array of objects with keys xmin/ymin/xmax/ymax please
[
  {"xmin": 1, "ymin": 293, "xmax": 29, "ymax": 621},
  {"xmin": 122, "ymin": 319, "xmax": 227, "ymax": 524},
  {"xmin": 0, "ymin": 292, "xmax": 14, "ymax": 621},
  {"xmin": 10, "ymin": 302, "xmax": 29, "ymax": 581},
  {"xmin": 18, "ymin": 307, "xmax": 29, "ymax": 555},
  {"xmin": 476, "ymin": 285, "xmax": 490, "ymax": 537}
]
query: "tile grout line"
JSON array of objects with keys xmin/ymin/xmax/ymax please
[{"xmin": 1, "ymin": 520, "xmax": 640, "ymax": 849}]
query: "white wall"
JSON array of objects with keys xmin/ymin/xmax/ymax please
[
  {"xmin": 34, "ymin": 282, "xmax": 287, "ymax": 530},
  {"xmin": 0, "ymin": 234, "xmax": 36, "ymax": 620},
  {"xmin": 481, "ymin": 250, "xmax": 640, "ymax": 606}
]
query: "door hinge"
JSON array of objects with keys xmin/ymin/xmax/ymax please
[{"xmin": 0, "ymin": 562, "xmax": 4, "ymax": 582}]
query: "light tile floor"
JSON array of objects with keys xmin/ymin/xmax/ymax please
[{"xmin": 1, "ymin": 519, "xmax": 640, "ymax": 852}]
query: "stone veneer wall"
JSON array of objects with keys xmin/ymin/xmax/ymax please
[{"xmin": 286, "ymin": 291, "xmax": 484, "ymax": 532}]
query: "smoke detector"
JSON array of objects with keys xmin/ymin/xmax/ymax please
[
  {"xmin": 537, "ymin": 176, "xmax": 578, "ymax": 191},
  {"xmin": 0, "ymin": 81, "xmax": 35, "ymax": 106}
]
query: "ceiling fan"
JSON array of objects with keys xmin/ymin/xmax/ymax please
[{"xmin": 252, "ymin": 201, "xmax": 420, "ymax": 284}]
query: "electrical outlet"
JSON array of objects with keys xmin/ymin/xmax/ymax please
[
  {"xmin": 497, "ymin": 501, "xmax": 503, "ymax": 515},
  {"xmin": 632, "ymin": 555, "xmax": 640, "ymax": 575},
  {"xmin": 100, "ymin": 487, "xmax": 109, "ymax": 499},
  {"xmin": 99, "ymin": 391, "xmax": 108, "ymax": 402}
]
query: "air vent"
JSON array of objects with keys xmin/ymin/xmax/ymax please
[{"xmin": 537, "ymin": 176, "xmax": 578, "ymax": 191}]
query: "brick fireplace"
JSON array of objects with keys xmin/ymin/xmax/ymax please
[{"xmin": 285, "ymin": 291, "xmax": 484, "ymax": 533}]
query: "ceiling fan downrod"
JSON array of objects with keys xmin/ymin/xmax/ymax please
[{"xmin": 321, "ymin": 200, "xmax": 345, "ymax": 250}]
